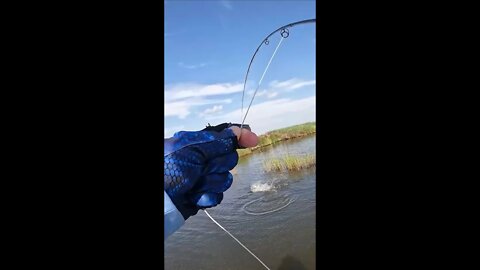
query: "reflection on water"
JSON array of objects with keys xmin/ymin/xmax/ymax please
[
  {"xmin": 242, "ymin": 194, "xmax": 296, "ymax": 216},
  {"xmin": 165, "ymin": 135, "xmax": 316, "ymax": 270}
]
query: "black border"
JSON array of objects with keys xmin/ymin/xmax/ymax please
[{"xmin": 12, "ymin": 0, "xmax": 462, "ymax": 268}]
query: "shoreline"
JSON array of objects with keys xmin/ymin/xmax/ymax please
[{"xmin": 237, "ymin": 122, "xmax": 316, "ymax": 158}]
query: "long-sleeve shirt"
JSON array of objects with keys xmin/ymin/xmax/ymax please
[{"xmin": 164, "ymin": 191, "xmax": 185, "ymax": 239}]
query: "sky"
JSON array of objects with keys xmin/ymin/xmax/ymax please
[{"xmin": 165, "ymin": 0, "xmax": 316, "ymax": 137}]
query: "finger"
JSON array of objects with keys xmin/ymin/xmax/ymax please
[
  {"xmin": 228, "ymin": 126, "xmax": 259, "ymax": 148},
  {"xmin": 203, "ymin": 152, "xmax": 238, "ymax": 174},
  {"xmin": 194, "ymin": 172, "xmax": 234, "ymax": 193},
  {"xmin": 191, "ymin": 192, "xmax": 224, "ymax": 208}
]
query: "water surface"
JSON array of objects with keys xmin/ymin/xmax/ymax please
[{"xmin": 165, "ymin": 135, "xmax": 316, "ymax": 270}]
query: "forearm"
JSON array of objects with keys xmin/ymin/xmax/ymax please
[{"xmin": 164, "ymin": 191, "xmax": 185, "ymax": 239}]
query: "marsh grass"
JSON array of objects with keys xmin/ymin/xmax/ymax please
[
  {"xmin": 236, "ymin": 148, "xmax": 252, "ymax": 157},
  {"xmin": 238, "ymin": 122, "xmax": 316, "ymax": 157},
  {"xmin": 263, "ymin": 154, "xmax": 316, "ymax": 172}
]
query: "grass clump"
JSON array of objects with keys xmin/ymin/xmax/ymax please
[
  {"xmin": 237, "ymin": 122, "xmax": 316, "ymax": 157},
  {"xmin": 263, "ymin": 154, "xmax": 316, "ymax": 172},
  {"xmin": 265, "ymin": 159, "xmax": 283, "ymax": 171},
  {"xmin": 236, "ymin": 148, "xmax": 252, "ymax": 157}
]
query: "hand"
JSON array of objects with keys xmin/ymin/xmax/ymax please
[{"xmin": 164, "ymin": 125, "xmax": 258, "ymax": 220}]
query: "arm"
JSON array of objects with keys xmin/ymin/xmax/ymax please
[
  {"xmin": 164, "ymin": 191, "xmax": 185, "ymax": 239},
  {"xmin": 163, "ymin": 124, "xmax": 258, "ymax": 240}
]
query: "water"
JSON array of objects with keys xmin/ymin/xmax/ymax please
[{"xmin": 165, "ymin": 135, "xmax": 316, "ymax": 270}]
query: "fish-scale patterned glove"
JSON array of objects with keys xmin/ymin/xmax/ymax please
[{"xmin": 164, "ymin": 128, "xmax": 240, "ymax": 220}]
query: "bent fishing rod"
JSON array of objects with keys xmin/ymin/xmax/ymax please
[
  {"xmin": 239, "ymin": 18, "xmax": 316, "ymax": 130},
  {"xmin": 204, "ymin": 18, "xmax": 316, "ymax": 270}
]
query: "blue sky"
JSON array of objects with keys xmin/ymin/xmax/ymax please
[{"xmin": 165, "ymin": 0, "xmax": 316, "ymax": 137}]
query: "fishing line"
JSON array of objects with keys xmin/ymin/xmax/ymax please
[
  {"xmin": 208, "ymin": 37, "xmax": 284, "ymax": 270},
  {"xmin": 203, "ymin": 209, "xmax": 271, "ymax": 270},
  {"xmin": 240, "ymin": 35, "xmax": 285, "ymax": 134},
  {"xmin": 238, "ymin": 19, "xmax": 316, "ymax": 139},
  {"xmin": 203, "ymin": 19, "xmax": 315, "ymax": 269}
]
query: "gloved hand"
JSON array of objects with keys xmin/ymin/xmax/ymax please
[{"xmin": 164, "ymin": 124, "xmax": 258, "ymax": 220}]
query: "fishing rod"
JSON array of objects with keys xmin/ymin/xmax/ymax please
[
  {"xmin": 204, "ymin": 18, "xmax": 316, "ymax": 270},
  {"xmin": 205, "ymin": 19, "xmax": 316, "ymax": 138},
  {"xmin": 240, "ymin": 19, "xmax": 316, "ymax": 131}
]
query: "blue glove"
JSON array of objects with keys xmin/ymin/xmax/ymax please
[{"xmin": 164, "ymin": 127, "xmax": 240, "ymax": 220}]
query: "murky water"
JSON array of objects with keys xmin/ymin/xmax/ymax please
[{"xmin": 165, "ymin": 135, "xmax": 316, "ymax": 270}]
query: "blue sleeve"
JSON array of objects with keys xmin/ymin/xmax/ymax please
[{"xmin": 164, "ymin": 191, "xmax": 185, "ymax": 239}]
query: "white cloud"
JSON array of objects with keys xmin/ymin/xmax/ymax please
[
  {"xmin": 165, "ymin": 98, "xmax": 232, "ymax": 119},
  {"xmin": 178, "ymin": 62, "xmax": 208, "ymax": 69},
  {"xmin": 267, "ymin": 92, "xmax": 278, "ymax": 98},
  {"xmin": 163, "ymin": 78, "xmax": 314, "ymax": 120},
  {"xmin": 247, "ymin": 89, "xmax": 266, "ymax": 97},
  {"xmin": 164, "ymin": 82, "xmax": 241, "ymax": 119},
  {"xmin": 269, "ymin": 78, "xmax": 316, "ymax": 91},
  {"xmin": 203, "ymin": 105, "xmax": 223, "ymax": 115},
  {"xmin": 165, "ymin": 100, "xmax": 191, "ymax": 119},
  {"xmin": 204, "ymin": 96, "xmax": 316, "ymax": 135},
  {"xmin": 164, "ymin": 125, "xmax": 185, "ymax": 138},
  {"xmin": 198, "ymin": 105, "xmax": 224, "ymax": 118},
  {"xmin": 165, "ymin": 82, "xmax": 243, "ymax": 101},
  {"xmin": 247, "ymin": 89, "xmax": 278, "ymax": 99}
]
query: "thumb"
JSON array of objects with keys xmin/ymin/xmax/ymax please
[{"xmin": 228, "ymin": 126, "xmax": 259, "ymax": 148}]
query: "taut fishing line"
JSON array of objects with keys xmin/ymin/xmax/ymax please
[
  {"xmin": 240, "ymin": 35, "xmax": 284, "ymax": 129},
  {"xmin": 201, "ymin": 36, "xmax": 283, "ymax": 270},
  {"xmin": 203, "ymin": 209, "xmax": 271, "ymax": 270},
  {"xmin": 204, "ymin": 19, "xmax": 316, "ymax": 270}
]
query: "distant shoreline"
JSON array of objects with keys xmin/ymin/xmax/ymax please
[{"xmin": 237, "ymin": 122, "xmax": 316, "ymax": 157}]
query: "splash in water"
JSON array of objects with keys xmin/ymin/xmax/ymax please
[{"xmin": 250, "ymin": 182, "xmax": 275, "ymax": 192}]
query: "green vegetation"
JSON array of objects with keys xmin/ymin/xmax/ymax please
[
  {"xmin": 263, "ymin": 154, "xmax": 316, "ymax": 172},
  {"xmin": 237, "ymin": 122, "xmax": 316, "ymax": 157}
]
